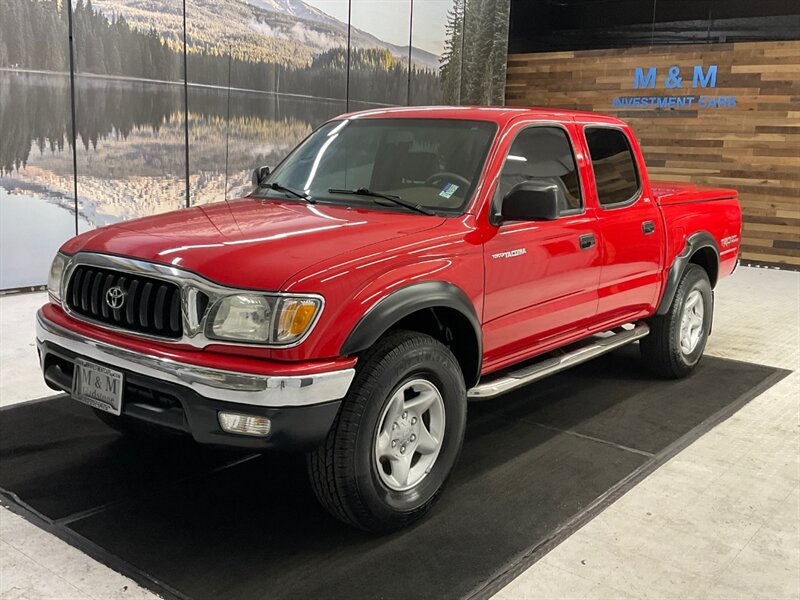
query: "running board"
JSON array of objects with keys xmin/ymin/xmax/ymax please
[{"xmin": 467, "ymin": 322, "xmax": 650, "ymax": 400}]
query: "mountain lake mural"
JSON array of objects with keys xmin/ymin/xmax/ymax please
[{"xmin": 0, "ymin": 0, "xmax": 510, "ymax": 289}]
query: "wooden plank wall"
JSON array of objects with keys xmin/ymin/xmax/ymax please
[{"xmin": 506, "ymin": 41, "xmax": 800, "ymax": 268}]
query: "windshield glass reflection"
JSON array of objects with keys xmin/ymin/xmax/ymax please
[{"xmin": 257, "ymin": 118, "xmax": 497, "ymax": 214}]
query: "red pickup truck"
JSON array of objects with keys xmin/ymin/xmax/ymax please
[{"xmin": 37, "ymin": 107, "xmax": 741, "ymax": 531}]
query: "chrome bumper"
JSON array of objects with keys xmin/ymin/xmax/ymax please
[{"xmin": 36, "ymin": 310, "xmax": 355, "ymax": 408}]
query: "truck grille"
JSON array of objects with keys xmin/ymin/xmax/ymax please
[{"xmin": 66, "ymin": 265, "xmax": 183, "ymax": 339}]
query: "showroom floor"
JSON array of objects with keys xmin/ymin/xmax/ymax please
[{"xmin": 0, "ymin": 265, "xmax": 798, "ymax": 600}]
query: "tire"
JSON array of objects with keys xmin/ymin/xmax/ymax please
[
  {"xmin": 641, "ymin": 264, "xmax": 713, "ymax": 379},
  {"xmin": 307, "ymin": 330, "xmax": 467, "ymax": 533}
]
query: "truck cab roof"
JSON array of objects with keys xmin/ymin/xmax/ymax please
[{"xmin": 336, "ymin": 105, "xmax": 624, "ymax": 128}]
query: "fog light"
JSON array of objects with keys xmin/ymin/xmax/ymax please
[{"xmin": 218, "ymin": 412, "xmax": 272, "ymax": 437}]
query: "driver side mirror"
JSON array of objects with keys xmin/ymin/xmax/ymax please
[
  {"xmin": 252, "ymin": 166, "xmax": 271, "ymax": 189},
  {"xmin": 499, "ymin": 181, "xmax": 562, "ymax": 222}
]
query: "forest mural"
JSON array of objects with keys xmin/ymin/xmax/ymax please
[
  {"xmin": 440, "ymin": 0, "xmax": 510, "ymax": 105},
  {"xmin": 0, "ymin": 0, "xmax": 510, "ymax": 289}
]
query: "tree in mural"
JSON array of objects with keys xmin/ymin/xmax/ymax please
[
  {"xmin": 0, "ymin": 0, "xmax": 70, "ymax": 71},
  {"xmin": 440, "ymin": 0, "xmax": 465, "ymax": 104},
  {"xmin": 440, "ymin": 0, "xmax": 510, "ymax": 105}
]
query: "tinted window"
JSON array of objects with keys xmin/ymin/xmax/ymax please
[
  {"xmin": 585, "ymin": 128, "xmax": 640, "ymax": 206},
  {"xmin": 509, "ymin": 0, "xmax": 800, "ymax": 52},
  {"xmin": 493, "ymin": 126, "xmax": 582, "ymax": 216},
  {"xmin": 260, "ymin": 118, "xmax": 497, "ymax": 214}
]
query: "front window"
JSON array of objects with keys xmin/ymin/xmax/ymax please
[
  {"xmin": 492, "ymin": 126, "xmax": 583, "ymax": 218},
  {"xmin": 256, "ymin": 118, "xmax": 497, "ymax": 214}
]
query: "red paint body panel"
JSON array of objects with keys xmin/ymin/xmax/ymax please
[
  {"xmin": 62, "ymin": 199, "xmax": 446, "ymax": 293},
  {"xmin": 570, "ymin": 117, "xmax": 666, "ymax": 328},
  {"xmin": 53, "ymin": 106, "xmax": 741, "ymax": 379},
  {"xmin": 651, "ymin": 181, "xmax": 738, "ymax": 205},
  {"xmin": 658, "ymin": 198, "xmax": 742, "ymax": 278},
  {"xmin": 478, "ymin": 118, "xmax": 603, "ymax": 371},
  {"xmin": 276, "ymin": 215, "xmax": 486, "ymax": 362}
]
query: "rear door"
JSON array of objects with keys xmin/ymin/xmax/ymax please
[
  {"xmin": 482, "ymin": 121, "xmax": 602, "ymax": 371},
  {"xmin": 579, "ymin": 125, "xmax": 664, "ymax": 327}
]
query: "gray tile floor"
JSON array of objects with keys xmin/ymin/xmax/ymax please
[{"xmin": 1, "ymin": 266, "xmax": 798, "ymax": 599}]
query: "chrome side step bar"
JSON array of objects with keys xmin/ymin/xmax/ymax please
[{"xmin": 467, "ymin": 322, "xmax": 650, "ymax": 400}]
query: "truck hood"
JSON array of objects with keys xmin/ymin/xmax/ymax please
[
  {"xmin": 652, "ymin": 181, "xmax": 738, "ymax": 206},
  {"xmin": 64, "ymin": 198, "xmax": 446, "ymax": 290}
]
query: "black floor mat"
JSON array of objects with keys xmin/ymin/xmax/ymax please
[{"xmin": 0, "ymin": 347, "xmax": 788, "ymax": 600}]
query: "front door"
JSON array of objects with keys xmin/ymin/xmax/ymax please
[{"xmin": 482, "ymin": 122, "xmax": 602, "ymax": 372}]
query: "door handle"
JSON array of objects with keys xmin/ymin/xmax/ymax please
[
  {"xmin": 642, "ymin": 220, "xmax": 655, "ymax": 235},
  {"xmin": 579, "ymin": 233, "xmax": 596, "ymax": 250}
]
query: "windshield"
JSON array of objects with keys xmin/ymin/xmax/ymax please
[{"xmin": 256, "ymin": 118, "xmax": 497, "ymax": 214}]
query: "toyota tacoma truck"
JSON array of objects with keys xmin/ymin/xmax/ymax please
[{"xmin": 37, "ymin": 107, "xmax": 741, "ymax": 532}]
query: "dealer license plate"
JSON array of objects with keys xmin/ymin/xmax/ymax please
[{"xmin": 72, "ymin": 358, "xmax": 123, "ymax": 416}]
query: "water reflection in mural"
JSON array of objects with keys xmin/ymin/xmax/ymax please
[
  {"xmin": 0, "ymin": 0, "xmax": 75, "ymax": 289},
  {"xmin": 73, "ymin": 77, "xmax": 187, "ymax": 224},
  {"xmin": 0, "ymin": 0, "xmax": 510, "ymax": 289},
  {"xmin": 0, "ymin": 71, "xmax": 353, "ymax": 225},
  {"xmin": 71, "ymin": 0, "xmax": 188, "ymax": 223},
  {"xmin": 193, "ymin": 88, "xmax": 346, "ymax": 202}
]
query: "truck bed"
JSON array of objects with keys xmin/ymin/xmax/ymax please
[
  {"xmin": 652, "ymin": 181, "xmax": 738, "ymax": 206},
  {"xmin": 653, "ymin": 180, "xmax": 741, "ymax": 279}
]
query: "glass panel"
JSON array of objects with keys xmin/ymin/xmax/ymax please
[
  {"xmin": 261, "ymin": 118, "xmax": 496, "ymax": 213},
  {"xmin": 185, "ymin": 0, "xmax": 231, "ymax": 207},
  {"xmin": 707, "ymin": 0, "xmax": 800, "ymax": 43},
  {"xmin": 348, "ymin": 0, "xmax": 411, "ymax": 107},
  {"xmin": 409, "ymin": 0, "xmax": 449, "ymax": 105},
  {"xmin": 222, "ymin": 0, "xmax": 347, "ymax": 198},
  {"xmin": 224, "ymin": 92, "xmax": 346, "ymax": 201},
  {"xmin": 433, "ymin": 0, "xmax": 465, "ymax": 104},
  {"xmin": 71, "ymin": 0, "xmax": 187, "ymax": 228},
  {"xmin": 185, "ymin": 0, "xmax": 350, "ymax": 203},
  {"xmin": 509, "ymin": 0, "xmax": 800, "ymax": 52},
  {"xmin": 585, "ymin": 128, "xmax": 640, "ymax": 207},
  {"xmin": 494, "ymin": 127, "xmax": 582, "ymax": 215},
  {"xmin": 459, "ymin": 0, "xmax": 510, "ymax": 105},
  {"xmin": 653, "ymin": 0, "xmax": 712, "ymax": 45},
  {"xmin": 0, "ymin": 0, "xmax": 78, "ymax": 289},
  {"xmin": 433, "ymin": 0, "xmax": 511, "ymax": 105}
]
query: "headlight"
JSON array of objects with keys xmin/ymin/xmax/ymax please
[
  {"xmin": 206, "ymin": 294, "xmax": 322, "ymax": 345},
  {"xmin": 47, "ymin": 253, "xmax": 67, "ymax": 303}
]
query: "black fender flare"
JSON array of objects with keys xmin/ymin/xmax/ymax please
[
  {"xmin": 656, "ymin": 231, "xmax": 720, "ymax": 315},
  {"xmin": 340, "ymin": 281, "xmax": 482, "ymax": 384}
]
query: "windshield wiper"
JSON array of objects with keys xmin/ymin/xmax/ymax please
[
  {"xmin": 263, "ymin": 181, "xmax": 315, "ymax": 203},
  {"xmin": 328, "ymin": 187, "xmax": 435, "ymax": 216}
]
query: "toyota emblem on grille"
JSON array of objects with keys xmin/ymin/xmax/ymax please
[{"xmin": 105, "ymin": 286, "xmax": 127, "ymax": 309}]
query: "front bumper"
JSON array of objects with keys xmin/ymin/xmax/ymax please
[{"xmin": 36, "ymin": 309, "xmax": 355, "ymax": 449}]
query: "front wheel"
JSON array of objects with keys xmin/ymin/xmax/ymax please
[
  {"xmin": 641, "ymin": 264, "xmax": 713, "ymax": 379},
  {"xmin": 307, "ymin": 330, "xmax": 467, "ymax": 532}
]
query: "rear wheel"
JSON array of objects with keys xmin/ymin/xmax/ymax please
[
  {"xmin": 641, "ymin": 264, "xmax": 712, "ymax": 379},
  {"xmin": 307, "ymin": 330, "xmax": 467, "ymax": 533}
]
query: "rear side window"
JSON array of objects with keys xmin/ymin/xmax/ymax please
[{"xmin": 585, "ymin": 127, "xmax": 640, "ymax": 207}]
